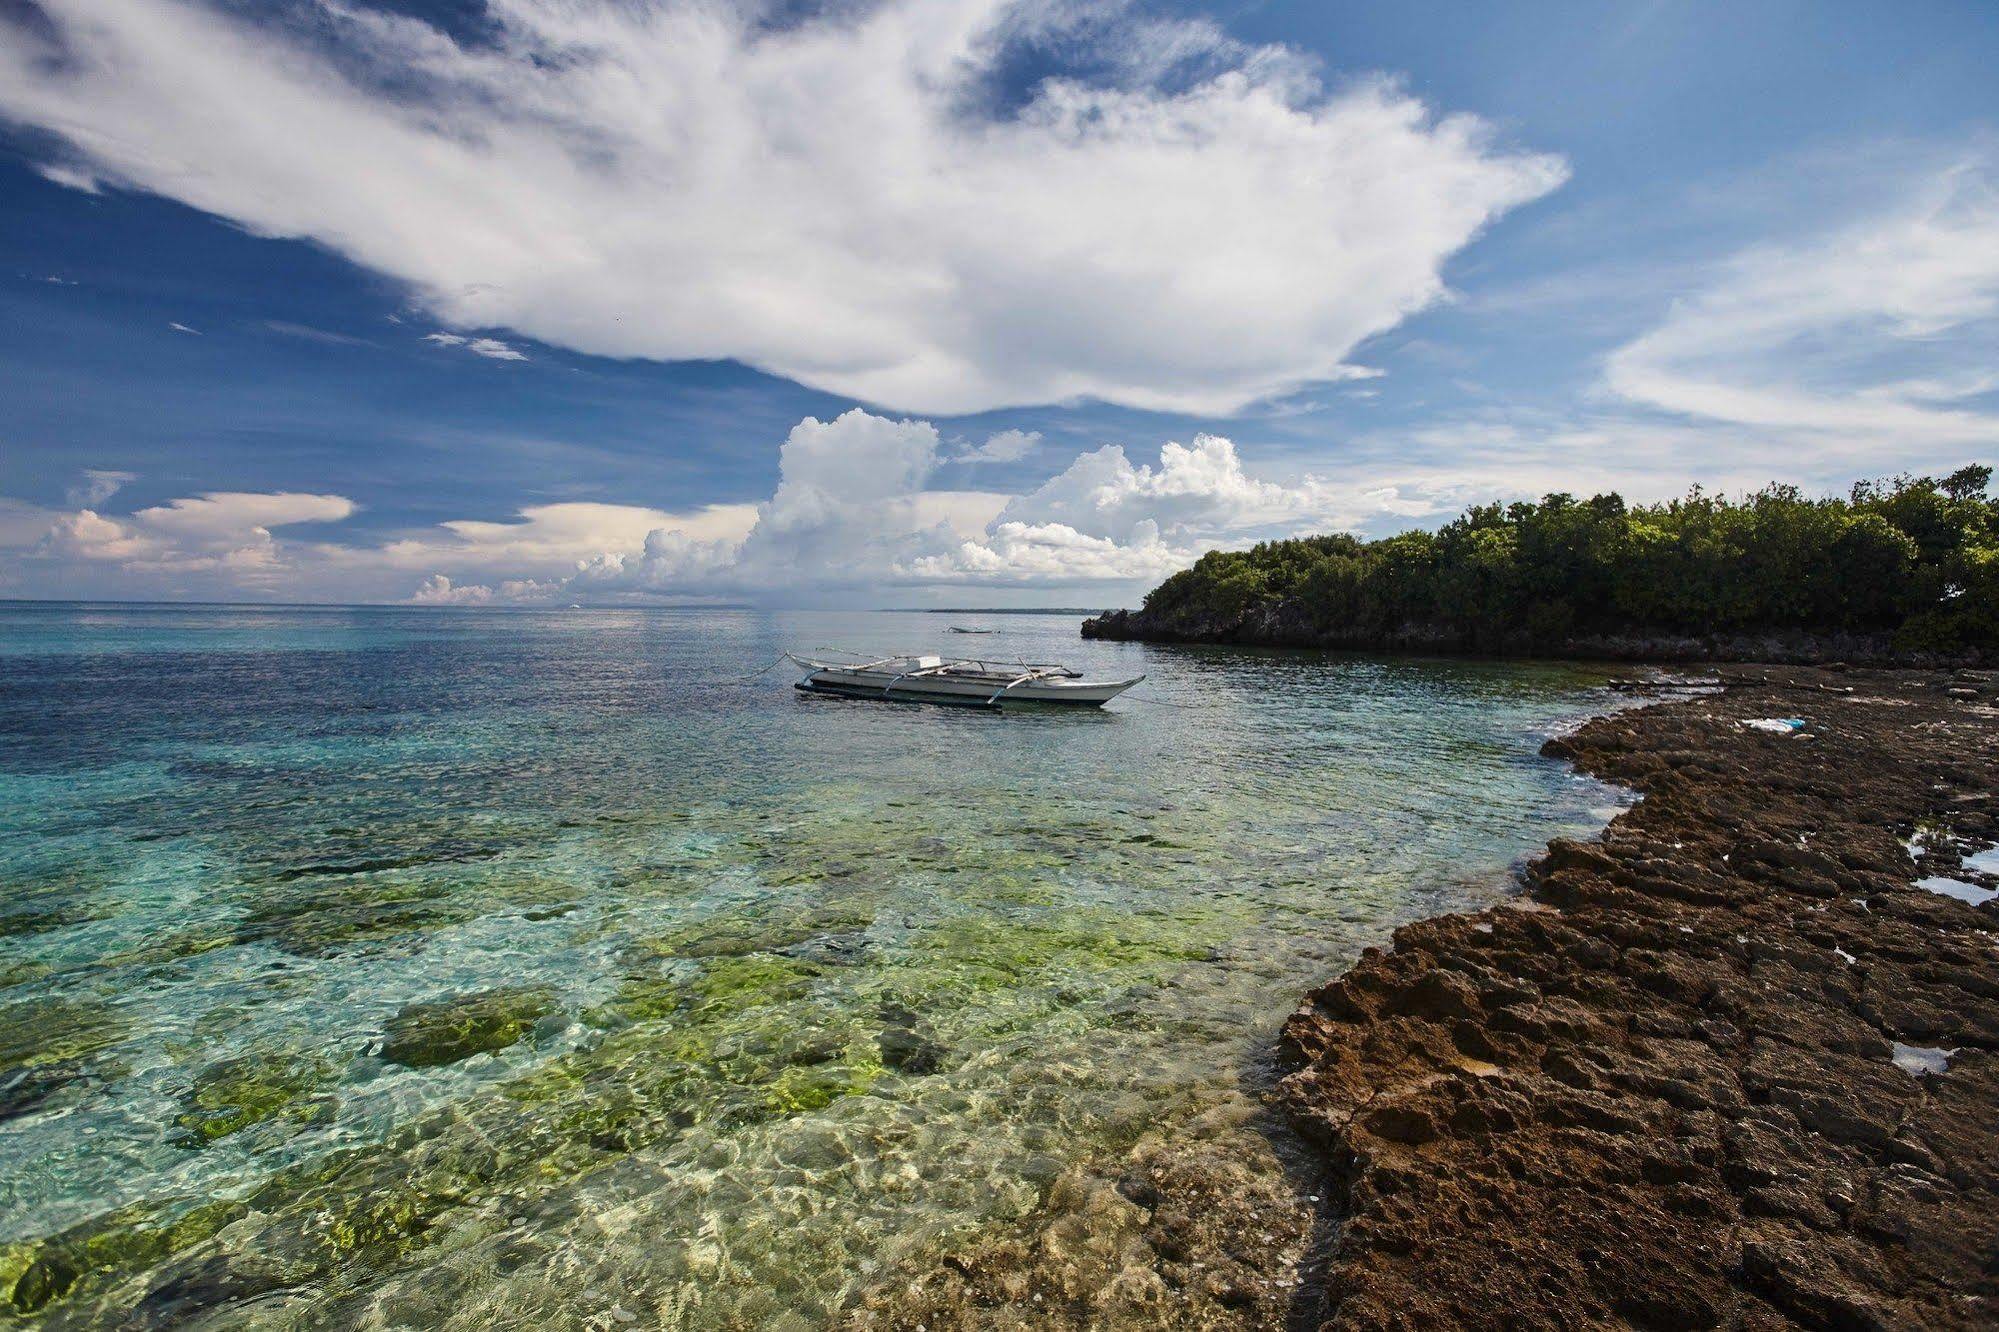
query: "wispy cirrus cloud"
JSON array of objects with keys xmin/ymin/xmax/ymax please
[
  {"xmin": 64, "ymin": 468, "xmax": 136, "ymax": 508},
  {"xmin": 955, "ymin": 429, "xmax": 1042, "ymax": 465},
  {"xmin": 0, "ymin": 0, "xmax": 1564, "ymax": 415},
  {"xmin": 424, "ymin": 332, "xmax": 528, "ymax": 362},
  {"xmin": 263, "ymin": 320, "xmax": 372, "ymax": 347},
  {"xmin": 1603, "ymin": 161, "xmax": 1999, "ymax": 447}
]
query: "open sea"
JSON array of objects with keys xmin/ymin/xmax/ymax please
[{"xmin": 0, "ymin": 604, "xmax": 1629, "ymax": 1327}]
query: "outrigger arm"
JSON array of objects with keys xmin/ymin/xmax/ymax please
[
  {"xmin": 986, "ymin": 667, "xmax": 1059, "ymax": 705},
  {"xmin": 880, "ymin": 661, "xmax": 955, "ymax": 698}
]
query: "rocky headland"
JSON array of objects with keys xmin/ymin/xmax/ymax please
[{"xmin": 1080, "ymin": 470, "xmax": 1999, "ymax": 670}]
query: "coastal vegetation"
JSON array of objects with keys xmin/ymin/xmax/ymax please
[{"xmin": 1101, "ymin": 467, "xmax": 1997, "ymax": 656}]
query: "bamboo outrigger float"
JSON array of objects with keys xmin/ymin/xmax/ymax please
[{"xmin": 786, "ymin": 652, "xmax": 1143, "ymax": 709}]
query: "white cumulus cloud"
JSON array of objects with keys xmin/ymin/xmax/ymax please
[
  {"xmin": 398, "ymin": 501, "xmax": 757, "ymax": 572},
  {"xmin": 555, "ymin": 408, "xmax": 1418, "ymax": 597},
  {"xmin": 40, "ymin": 509, "xmax": 154, "ymax": 564},
  {"xmin": 569, "ymin": 410, "xmax": 1007, "ymax": 595},
  {"xmin": 996, "ymin": 435, "xmax": 1340, "ymax": 545},
  {"xmin": 408, "ymin": 573, "xmax": 559, "ymax": 605},
  {"xmin": 132, "ymin": 491, "xmax": 356, "ymax": 542},
  {"xmin": 0, "ymin": 0, "xmax": 1564, "ymax": 414},
  {"xmin": 8, "ymin": 410, "xmax": 1742, "ymax": 605},
  {"xmin": 36, "ymin": 490, "xmax": 357, "ymax": 577}
]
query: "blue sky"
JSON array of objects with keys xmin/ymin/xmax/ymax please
[{"xmin": 1, "ymin": 0, "xmax": 1995, "ymax": 605}]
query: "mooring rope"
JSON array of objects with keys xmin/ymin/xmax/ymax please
[
  {"xmin": 1120, "ymin": 693, "xmax": 1206, "ymax": 710},
  {"xmin": 715, "ymin": 653, "xmax": 792, "ymax": 685}
]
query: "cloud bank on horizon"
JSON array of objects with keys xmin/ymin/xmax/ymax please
[
  {"xmin": 11, "ymin": 409, "xmax": 1456, "ymax": 604},
  {"xmin": 0, "ymin": 0, "xmax": 1564, "ymax": 416}
]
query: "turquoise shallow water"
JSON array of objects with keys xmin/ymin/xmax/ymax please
[{"xmin": 0, "ymin": 604, "xmax": 1628, "ymax": 1326}]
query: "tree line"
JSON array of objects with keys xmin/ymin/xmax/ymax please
[{"xmin": 1136, "ymin": 467, "xmax": 1997, "ymax": 654}]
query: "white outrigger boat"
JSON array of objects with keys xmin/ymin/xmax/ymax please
[{"xmin": 787, "ymin": 653, "xmax": 1143, "ymax": 708}]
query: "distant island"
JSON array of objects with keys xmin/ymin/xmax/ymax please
[{"xmin": 1085, "ymin": 468, "xmax": 1997, "ymax": 664}]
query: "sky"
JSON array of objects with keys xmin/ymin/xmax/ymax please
[{"xmin": 1, "ymin": 0, "xmax": 1995, "ymax": 607}]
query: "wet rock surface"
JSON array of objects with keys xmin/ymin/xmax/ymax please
[{"xmin": 1280, "ymin": 666, "xmax": 1999, "ymax": 1329}]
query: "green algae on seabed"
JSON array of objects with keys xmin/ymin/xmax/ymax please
[
  {"xmin": 895, "ymin": 905, "xmax": 1223, "ymax": 1002},
  {"xmin": 108, "ymin": 895, "xmax": 1213, "ymax": 1309},
  {"xmin": 4, "ymin": 955, "xmax": 895, "ymax": 1316},
  {"xmin": 234, "ymin": 878, "xmax": 481, "ymax": 957},
  {"xmin": 378, "ymin": 987, "xmax": 556, "ymax": 1068},
  {"xmin": 89, "ymin": 925, "xmax": 240, "ymax": 974},
  {"xmin": 0, "ymin": 995, "xmax": 129, "ymax": 1120},
  {"xmin": 623, "ymin": 902, "xmax": 878, "ymax": 962},
  {"xmin": 0, "ymin": 904, "xmax": 97, "ymax": 940},
  {"xmin": 216, "ymin": 825, "xmax": 587, "ymax": 959},
  {"xmin": 0, "ymin": 1199, "xmax": 242, "ymax": 1315},
  {"xmin": 5, "ymin": 806, "xmax": 1499, "ymax": 1323},
  {"xmin": 0, "ymin": 1139, "xmax": 469, "ymax": 1318},
  {"xmin": 173, "ymin": 1052, "xmax": 338, "ymax": 1146},
  {"xmin": 589, "ymin": 953, "xmax": 821, "ymax": 1027},
  {"xmin": 0, "ymin": 997, "xmax": 128, "ymax": 1070}
]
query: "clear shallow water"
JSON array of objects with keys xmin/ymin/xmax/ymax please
[{"xmin": 0, "ymin": 604, "xmax": 1628, "ymax": 1326}]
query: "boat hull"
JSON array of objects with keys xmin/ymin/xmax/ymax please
[{"xmin": 796, "ymin": 668, "xmax": 1141, "ymax": 707}]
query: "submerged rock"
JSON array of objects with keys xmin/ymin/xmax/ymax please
[
  {"xmin": 377, "ymin": 987, "xmax": 554, "ymax": 1069},
  {"xmin": 0, "ymin": 994, "xmax": 129, "ymax": 1123},
  {"xmin": 0, "ymin": 1198, "xmax": 242, "ymax": 1317},
  {"xmin": 844, "ymin": 1113, "xmax": 1314, "ymax": 1331},
  {"xmin": 876, "ymin": 1002, "xmax": 947, "ymax": 1075},
  {"xmin": 174, "ymin": 1052, "xmax": 337, "ymax": 1145}
]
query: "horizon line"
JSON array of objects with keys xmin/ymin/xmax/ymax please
[{"xmin": 0, "ymin": 597, "xmax": 1110, "ymax": 614}]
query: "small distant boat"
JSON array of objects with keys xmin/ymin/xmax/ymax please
[
  {"xmin": 949, "ymin": 626, "xmax": 996, "ymax": 634},
  {"xmin": 787, "ymin": 653, "xmax": 1143, "ymax": 708}
]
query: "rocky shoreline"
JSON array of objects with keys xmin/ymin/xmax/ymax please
[
  {"xmin": 852, "ymin": 664, "xmax": 1999, "ymax": 1329},
  {"xmin": 1280, "ymin": 665, "xmax": 1999, "ymax": 1328}
]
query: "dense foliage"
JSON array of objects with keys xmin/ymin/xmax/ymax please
[{"xmin": 1139, "ymin": 467, "xmax": 1998, "ymax": 654}]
